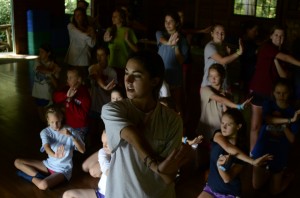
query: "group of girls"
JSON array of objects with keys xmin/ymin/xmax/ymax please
[{"xmin": 196, "ymin": 22, "xmax": 300, "ymax": 197}]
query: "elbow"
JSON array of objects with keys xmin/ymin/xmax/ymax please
[
  {"xmin": 222, "ymin": 177, "xmax": 232, "ymax": 183},
  {"xmin": 289, "ymin": 137, "xmax": 296, "ymax": 144},
  {"xmin": 79, "ymin": 146, "xmax": 86, "ymax": 154}
]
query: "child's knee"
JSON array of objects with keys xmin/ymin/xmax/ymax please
[
  {"xmin": 37, "ymin": 180, "xmax": 49, "ymax": 190},
  {"xmin": 14, "ymin": 158, "xmax": 22, "ymax": 168},
  {"xmin": 252, "ymin": 181, "xmax": 261, "ymax": 190},
  {"xmin": 89, "ymin": 168, "xmax": 101, "ymax": 178},
  {"xmin": 62, "ymin": 190, "xmax": 72, "ymax": 198},
  {"xmin": 82, "ymin": 162, "xmax": 88, "ymax": 172}
]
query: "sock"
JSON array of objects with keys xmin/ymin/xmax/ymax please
[
  {"xmin": 35, "ymin": 172, "xmax": 46, "ymax": 180},
  {"xmin": 17, "ymin": 170, "xmax": 33, "ymax": 182}
]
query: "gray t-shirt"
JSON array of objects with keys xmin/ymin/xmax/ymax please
[
  {"xmin": 198, "ymin": 86, "xmax": 224, "ymax": 141},
  {"xmin": 201, "ymin": 41, "xmax": 228, "ymax": 88},
  {"xmin": 101, "ymin": 99, "xmax": 182, "ymax": 198}
]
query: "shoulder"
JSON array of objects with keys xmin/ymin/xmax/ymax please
[
  {"xmin": 156, "ymin": 30, "xmax": 163, "ymax": 36},
  {"xmin": 201, "ymin": 86, "xmax": 213, "ymax": 94},
  {"xmin": 102, "ymin": 99, "xmax": 130, "ymax": 114},
  {"xmin": 205, "ymin": 41, "xmax": 214, "ymax": 47},
  {"xmin": 204, "ymin": 41, "xmax": 216, "ymax": 51},
  {"xmin": 68, "ymin": 23, "xmax": 76, "ymax": 29},
  {"xmin": 212, "ymin": 130, "xmax": 222, "ymax": 139},
  {"xmin": 40, "ymin": 127, "xmax": 52, "ymax": 136}
]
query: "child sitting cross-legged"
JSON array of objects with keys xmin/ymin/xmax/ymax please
[{"xmin": 14, "ymin": 106, "xmax": 85, "ymax": 190}]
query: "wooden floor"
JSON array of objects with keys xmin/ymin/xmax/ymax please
[{"xmin": 0, "ymin": 58, "xmax": 300, "ymax": 198}]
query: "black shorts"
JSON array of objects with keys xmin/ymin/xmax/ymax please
[{"xmin": 250, "ymin": 91, "xmax": 270, "ymax": 106}]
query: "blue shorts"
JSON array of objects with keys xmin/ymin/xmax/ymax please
[
  {"xmin": 95, "ymin": 189, "xmax": 105, "ymax": 198},
  {"xmin": 203, "ymin": 184, "xmax": 239, "ymax": 198}
]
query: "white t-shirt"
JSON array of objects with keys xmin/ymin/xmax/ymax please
[
  {"xmin": 97, "ymin": 148, "xmax": 111, "ymax": 195},
  {"xmin": 65, "ymin": 23, "xmax": 96, "ymax": 66},
  {"xmin": 32, "ymin": 59, "xmax": 54, "ymax": 101},
  {"xmin": 40, "ymin": 126, "xmax": 84, "ymax": 180}
]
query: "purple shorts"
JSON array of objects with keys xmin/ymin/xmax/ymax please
[
  {"xmin": 95, "ymin": 189, "xmax": 105, "ymax": 198},
  {"xmin": 203, "ymin": 184, "xmax": 239, "ymax": 198}
]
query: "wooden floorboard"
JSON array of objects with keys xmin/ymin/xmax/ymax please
[{"xmin": 0, "ymin": 59, "xmax": 299, "ymax": 198}]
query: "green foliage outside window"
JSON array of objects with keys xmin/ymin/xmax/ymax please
[
  {"xmin": 234, "ymin": 0, "xmax": 277, "ymax": 18},
  {"xmin": 65, "ymin": 0, "xmax": 91, "ymax": 15},
  {"xmin": 0, "ymin": 0, "xmax": 11, "ymax": 42}
]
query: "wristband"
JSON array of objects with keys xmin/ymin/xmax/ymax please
[
  {"xmin": 236, "ymin": 49, "xmax": 242, "ymax": 56},
  {"xmin": 217, "ymin": 163, "xmax": 227, "ymax": 171},
  {"xmin": 183, "ymin": 137, "xmax": 188, "ymax": 144},
  {"xmin": 237, "ymin": 104, "xmax": 244, "ymax": 110},
  {"xmin": 288, "ymin": 118, "xmax": 291, "ymax": 124}
]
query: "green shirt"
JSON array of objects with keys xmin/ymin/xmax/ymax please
[{"xmin": 107, "ymin": 26, "xmax": 138, "ymax": 69}]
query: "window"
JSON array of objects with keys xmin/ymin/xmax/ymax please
[
  {"xmin": 65, "ymin": 0, "xmax": 91, "ymax": 16},
  {"xmin": 234, "ymin": 0, "xmax": 277, "ymax": 18}
]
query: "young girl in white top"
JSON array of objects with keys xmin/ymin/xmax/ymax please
[
  {"xmin": 63, "ymin": 130, "xmax": 111, "ymax": 198},
  {"xmin": 14, "ymin": 107, "xmax": 85, "ymax": 190},
  {"xmin": 82, "ymin": 87, "xmax": 125, "ymax": 178},
  {"xmin": 32, "ymin": 43, "xmax": 60, "ymax": 121}
]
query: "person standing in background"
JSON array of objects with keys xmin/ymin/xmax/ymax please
[
  {"xmin": 103, "ymin": 8, "xmax": 138, "ymax": 87},
  {"xmin": 65, "ymin": 7, "xmax": 96, "ymax": 84}
]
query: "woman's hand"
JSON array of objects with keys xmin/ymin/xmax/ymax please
[
  {"xmin": 104, "ymin": 30, "xmax": 112, "ymax": 42},
  {"xmin": 168, "ymin": 32, "xmax": 179, "ymax": 46},
  {"xmin": 67, "ymin": 87, "xmax": 77, "ymax": 98},
  {"xmin": 238, "ymin": 38, "xmax": 243, "ymax": 55},
  {"xmin": 59, "ymin": 128, "xmax": 72, "ymax": 136},
  {"xmin": 291, "ymin": 110, "xmax": 300, "ymax": 123},
  {"xmin": 217, "ymin": 154, "xmax": 230, "ymax": 166},
  {"xmin": 104, "ymin": 79, "xmax": 116, "ymax": 91},
  {"xmin": 252, "ymin": 154, "xmax": 273, "ymax": 167},
  {"xmin": 155, "ymin": 144, "xmax": 193, "ymax": 184},
  {"xmin": 188, "ymin": 135, "xmax": 204, "ymax": 145}
]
